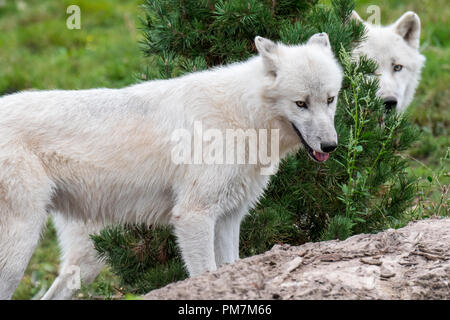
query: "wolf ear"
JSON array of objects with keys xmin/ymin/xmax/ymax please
[
  {"xmin": 393, "ymin": 11, "xmax": 421, "ymax": 49},
  {"xmin": 307, "ymin": 33, "xmax": 331, "ymax": 51},
  {"xmin": 350, "ymin": 10, "xmax": 364, "ymax": 25},
  {"xmin": 255, "ymin": 36, "xmax": 278, "ymax": 77}
]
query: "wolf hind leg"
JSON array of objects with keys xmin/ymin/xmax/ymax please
[
  {"xmin": 0, "ymin": 155, "xmax": 53, "ymax": 299},
  {"xmin": 42, "ymin": 213, "xmax": 105, "ymax": 300},
  {"xmin": 0, "ymin": 209, "xmax": 49, "ymax": 299}
]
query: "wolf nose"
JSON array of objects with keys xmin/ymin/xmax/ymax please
[
  {"xmin": 320, "ymin": 142, "xmax": 337, "ymax": 153},
  {"xmin": 383, "ymin": 97, "xmax": 397, "ymax": 111}
]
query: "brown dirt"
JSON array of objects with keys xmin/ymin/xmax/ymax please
[{"xmin": 144, "ymin": 217, "xmax": 450, "ymax": 300}]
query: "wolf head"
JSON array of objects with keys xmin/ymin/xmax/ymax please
[
  {"xmin": 352, "ymin": 11, "xmax": 426, "ymax": 113},
  {"xmin": 255, "ymin": 33, "xmax": 343, "ymax": 162}
]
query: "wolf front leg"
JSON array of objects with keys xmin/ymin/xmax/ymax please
[
  {"xmin": 214, "ymin": 209, "xmax": 246, "ymax": 266},
  {"xmin": 171, "ymin": 207, "xmax": 217, "ymax": 277}
]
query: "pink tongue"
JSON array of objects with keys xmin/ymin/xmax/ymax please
[{"xmin": 313, "ymin": 151, "xmax": 329, "ymax": 162}]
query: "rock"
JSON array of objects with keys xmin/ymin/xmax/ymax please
[{"xmin": 144, "ymin": 218, "xmax": 450, "ymax": 300}]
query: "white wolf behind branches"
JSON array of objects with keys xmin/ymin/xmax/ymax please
[
  {"xmin": 43, "ymin": 10, "xmax": 425, "ymax": 301},
  {"xmin": 0, "ymin": 33, "xmax": 343, "ymax": 300},
  {"xmin": 352, "ymin": 10, "xmax": 425, "ymax": 113}
]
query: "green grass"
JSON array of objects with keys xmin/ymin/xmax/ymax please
[
  {"xmin": 0, "ymin": 0, "xmax": 146, "ymax": 93},
  {"xmin": 1, "ymin": 0, "xmax": 447, "ymax": 299}
]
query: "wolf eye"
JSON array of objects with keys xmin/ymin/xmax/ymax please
[
  {"xmin": 393, "ymin": 64, "xmax": 403, "ymax": 72},
  {"xmin": 295, "ymin": 101, "xmax": 307, "ymax": 109},
  {"xmin": 327, "ymin": 97, "xmax": 335, "ymax": 104}
]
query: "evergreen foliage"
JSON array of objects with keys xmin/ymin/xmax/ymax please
[
  {"xmin": 91, "ymin": 224, "xmax": 186, "ymax": 292},
  {"xmin": 92, "ymin": 0, "xmax": 419, "ymax": 294}
]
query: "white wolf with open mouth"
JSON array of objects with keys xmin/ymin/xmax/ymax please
[
  {"xmin": 43, "ymin": 10, "xmax": 426, "ymax": 301},
  {"xmin": 351, "ymin": 10, "xmax": 425, "ymax": 113},
  {"xmin": 0, "ymin": 33, "xmax": 342, "ymax": 299}
]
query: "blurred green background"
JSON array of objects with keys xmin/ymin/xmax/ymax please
[{"xmin": 0, "ymin": 0, "xmax": 447, "ymax": 299}]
